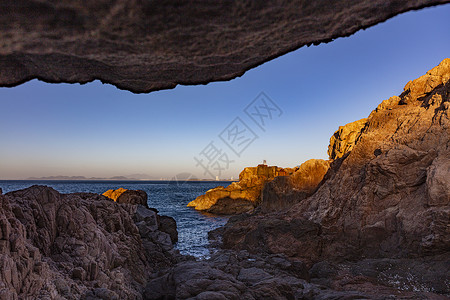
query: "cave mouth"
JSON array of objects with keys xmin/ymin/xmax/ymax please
[{"xmin": 1, "ymin": 1, "xmax": 449, "ymax": 93}]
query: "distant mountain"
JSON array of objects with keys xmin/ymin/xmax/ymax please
[
  {"xmin": 27, "ymin": 176, "xmax": 89, "ymax": 180},
  {"xmin": 25, "ymin": 174, "xmax": 233, "ymax": 181},
  {"xmin": 125, "ymin": 174, "xmax": 156, "ymax": 180},
  {"xmin": 26, "ymin": 175, "xmax": 148, "ymax": 180}
]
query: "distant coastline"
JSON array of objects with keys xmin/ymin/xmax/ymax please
[{"xmin": 18, "ymin": 176, "xmax": 237, "ymax": 182}]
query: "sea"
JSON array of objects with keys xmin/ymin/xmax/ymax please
[{"xmin": 0, "ymin": 180, "xmax": 232, "ymax": 258}]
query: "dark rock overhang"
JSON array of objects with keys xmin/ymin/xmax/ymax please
[{"xmin": 1, "ymin": 0, "xmax": 449, "ymax": 93}]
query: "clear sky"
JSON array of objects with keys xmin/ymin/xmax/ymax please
[{"xmin": 1, "ymin": 4, "xmax": 449, "ymax": 180}]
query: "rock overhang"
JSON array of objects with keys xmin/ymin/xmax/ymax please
[{"xmin": 1, "ymin": 0, "xmax": 449, "ymax": 93}]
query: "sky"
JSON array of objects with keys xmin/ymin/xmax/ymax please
[{"xmin": 1, "ymin": 4, "xmax": 449, "ymax": 180}]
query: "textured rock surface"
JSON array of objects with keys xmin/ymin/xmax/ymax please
[
  {"xmin": 188, "ymin": 164, "xmax": 297, "ymax": 214},
  {"xmin": 1, "ymin": 1, "xmax": 449, "ymax": 93},
  {"xmin": 145, "ymin": 250, "xmax": 311, "ymax": 300},
  {"xmin": 0, "ymin": 185, "xmax": 177, "ymax": 299},
  {"xmin": 146, "ymin": 249, "xmax": 450, "ymax": 299},
  {"xmin": 217, "ymin": 59, "xmax": 450, "ymax": 267},
  {"xmin": 328, "ymin": 118, "xmax": 367, "ymax": 160}
]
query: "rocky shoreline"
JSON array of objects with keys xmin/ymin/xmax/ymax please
[{"xmin": 1, "ymin": 59, "xmax": 449, "ymax": 299}]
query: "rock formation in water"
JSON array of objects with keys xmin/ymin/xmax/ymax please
[
  {"xmin": 189, "ymin": 159, "xmax": 331, "ymax": 215},
  {"xmin": 0, "ymin": 186, "xmax": 177, "ymax": 299},
  {"xmin": 187, "ymin": 164, "xmax": 298, "ymax": 214},
  {"xmin": 215, "ymin": 58, "xmax": 450, "ymax": 272},
  {"xmin": 1, "ymin": 1, "xmax": 449, "ymax": 93}
]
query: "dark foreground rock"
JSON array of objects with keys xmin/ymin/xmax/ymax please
[
  {"xmin": 146, "ymin": 249, "xmax": 450, "ymax": 299},
  {"xmin": 0, "ymin": 185, "xmax": 177, "ymax": 299}
]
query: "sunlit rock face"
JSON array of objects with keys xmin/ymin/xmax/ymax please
[
  {"xmin": 217, "ymin": 58, "xmax": 450, "ymax": 264},
  {"xmin": 187, "ymin": 164, "xmax": 297, "ymax": 214},
  {"xmin": 1, "ymin": 0, "xmax": 449, "ymax": 93},
  {"xmin": 102, "ymin": 188, "xmax": 128, "ymax": 201},
  {"xmin": 328, "ymin": 118, "xmax": 367, "ymax": 160}
]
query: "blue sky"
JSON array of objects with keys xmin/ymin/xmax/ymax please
[{"xmin": 1, "ymin": 4, "xmax": 449, "ymax": 180}]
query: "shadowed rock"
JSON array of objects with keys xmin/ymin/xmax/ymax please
[
  {"xmin": 260, "ymin": 159, "xmax": 330, "ymax": 212},
  {"xmin": 1, "ymin": 1, "xmax": 449, "ymax": 93}
]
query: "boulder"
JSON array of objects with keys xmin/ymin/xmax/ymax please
[{"xmin": 103, "ymin": 188, "xmax": 148, "ymax": 208}]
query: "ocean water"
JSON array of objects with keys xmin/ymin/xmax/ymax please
[{"xmin": 0, "ymin": 180, "xmax": 231, "ymax": 258}]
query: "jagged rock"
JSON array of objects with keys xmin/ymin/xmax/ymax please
[
  {"xmin": 1, "ymin": 1, "xmax": 448, "ymax": 93},
  {"xmin": 217, "ymin": 59, "xmax": 450, "ymax": 269},
  {"xmin": 187, "ymin": 165, "xmax": 297, "ymax": 214},
  {"xmin": 0, "ymin": 185, "xmax": 177, "ymax": 299}
]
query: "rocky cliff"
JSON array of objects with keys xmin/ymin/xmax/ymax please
[
  {"xmin": 1, "ymin": 1, "xmax": 449, "ymax": 93},
  {"xmin": 187, "ymin": 164, "xmax": 298, "ymax": 214},
  {"xmin": 0, "ymin": 186, "xmax": 177, "ymax": 299},
  {"xmin": 207, "ymin": 58, "xmax": 450, "ymax": 297}
]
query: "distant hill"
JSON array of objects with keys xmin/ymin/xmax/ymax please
[{"xmin": 26, "ymin": 175, "xmax": 149, "ymax": 180}]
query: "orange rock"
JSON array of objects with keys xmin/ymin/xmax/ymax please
[
  {"xmin": 187, "ymin": 165, "xmax": 298, "ymax": 214},
  {"xmin": 102, "ymin": 188, "xmax": 128, "ymax": 201}
]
